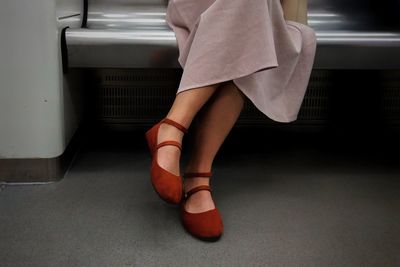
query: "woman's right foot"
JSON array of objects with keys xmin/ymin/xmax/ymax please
[
  {"xmin": 156, "ymin": 122, "xmax": 185, "ymax": 176},
  {"xmin": 145, "ymin": 117, "xmax": 188, "ymax": 204}
]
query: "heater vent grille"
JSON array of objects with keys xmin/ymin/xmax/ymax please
[{"xmin": 86, "ymin": 69, "xmax": 400, "ymax": 127}]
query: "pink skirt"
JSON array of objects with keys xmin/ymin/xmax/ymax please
[{"xmin": 165, "ymin": 0, "xmax": 317, "ymax": 123}]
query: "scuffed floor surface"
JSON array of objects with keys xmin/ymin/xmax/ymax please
[{"xmin": 1, "ymin": 126, "xmax": 400, "ymax": 267}]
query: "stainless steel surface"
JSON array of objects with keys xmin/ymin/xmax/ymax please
[
  {"xmin": 308, "ymin": 0, "xmax": 400, "ymax": 69},
  {"xmin": 86, "ymin": 0, "xmax": 168, "ymax": 30},
  {"xmin": 66, "ymin": 0, "xmax": 400, "ymax": 69},
  {"xmin": 56, "ymin": 0, "xmax": 83, "ymax": 28}
]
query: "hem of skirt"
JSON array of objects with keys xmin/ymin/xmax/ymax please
[
  {"xmin": 174, "ymin": 62, "xmax": 302, "ymax": 123},
  {"xmin": 176, "ymin": 61, "xmax": 278, "ymax": 94},
  {"xmin": 232, "ymin": 79, "xmax": 298, "ymax": 123}
]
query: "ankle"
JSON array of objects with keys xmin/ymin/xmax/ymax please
[
  {"xmin": 164, "ymin": 115, "xmax": 191, "ymax": 130},
  {"xmin": 183, "ymin": 177, "xmax": 210, "ymax": 191},
  {"xmin": 184, "ymin": 164, "xmax": 212, "ymax": 174},
  {"xmin": 158, "ymin": 123, "xmax": 184, "ymax": 141}
]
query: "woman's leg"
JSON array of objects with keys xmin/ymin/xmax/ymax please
[
  {"xmin": 157, "ymin": 83, "xmax": 222, "ymax": 177},
  {"xmin": 183, "ymin": 80, "xmax": 247, "ymax": 212}
]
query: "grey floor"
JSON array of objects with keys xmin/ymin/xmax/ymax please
[{"xmin": 1, "ymin": 126, "xmax": 400, "ymax": 267}]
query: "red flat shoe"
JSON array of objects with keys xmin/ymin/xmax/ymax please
[
  {"xmin": 145, "ymin": 117, "xmax": 188, "ymax": 205},
  {"xmin": 180, "ymin": 171, "xmax": 223, "ymax": 241}
]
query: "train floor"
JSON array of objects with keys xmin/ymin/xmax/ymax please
[{"xmin": 1, "ymin": 125, "xmax": 400, "ymax": 267}]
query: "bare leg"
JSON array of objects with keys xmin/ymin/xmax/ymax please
[
  {"xmin": 157, "ymin": 83, "xmax": 222, "ymax": 177},
  {"xmin": 183, "ymin": 80, "xmax": 247, "ymax": 213}
]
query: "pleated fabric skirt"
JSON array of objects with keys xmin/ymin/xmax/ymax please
[{"xmin": 165, "ymin": 0, "xmax": 317, "ymax": 123}]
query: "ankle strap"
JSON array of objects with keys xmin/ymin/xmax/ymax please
[
  {"xmin": 156, "ymin": 140, "xmax": 182, "ymax": 150},
  {"xmin": 183, "ymin": 171, "xmax": 212, "ymax": 178},
  {"xmin": 161, "ymin": 118, "xmax": 188, "ymax": 134},
  {"xmin": 184, "ymin": 185, "xmax": 212, "ymax": 200}
]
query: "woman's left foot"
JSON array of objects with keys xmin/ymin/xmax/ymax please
[{"xmin": 183, "ymin": 178, "xmax": 215, "ymax": 213}]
